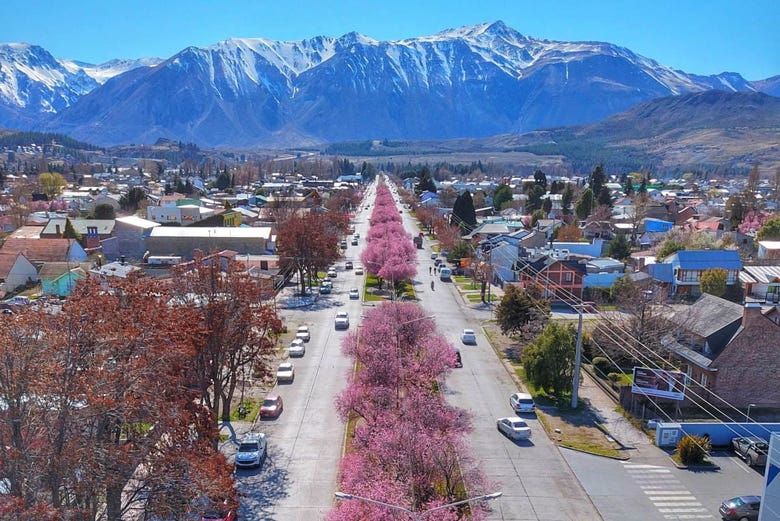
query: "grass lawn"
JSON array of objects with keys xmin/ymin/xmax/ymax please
[{"xmin": 465, "ymin": 293, "xmax": 498, "ymax": 302}]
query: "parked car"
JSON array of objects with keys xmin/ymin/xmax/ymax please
[
  {"xmin": 289, "ymin": 339, "xmax": 305, "ymax": 357},
  {"xmin": 719, "ymin": 495, "xmax": 761, "ymax": 521},
  {"xmin": 335, "ymin": 311, "xmax": 350, "ymax": 330},
  {"xmin": 461, "ymin": 328, "xmax": 477, "ymax": 345},
  {"xmin": 349, "ymin": 288, "xmax": 360, "ymax": 300},
  {"xmin": 731, "ymin": 436, "xmax": 768, "ymax": 467},
  {"xmin": 453, "ymin": 349, "xmax": 462, "ymax": 368},
  {"xmin": 234, "ymin": 433, "xmax": 267, "ymax": 469},
  {"xmin": 496, "ymin": 417, "xmax": 532, "ymax": 440},
  {"xmin": 296, "ymin": 325, "xmax": 311, "ymax": 342},
  {"xmin": 276, "ymin": 362, "xmax": 295, "ymax": 383},
  {"xmin": 345, "ymin": 261, "xmax": 353, "ymax": 270},
  {"xmin": 3, "ymin": 296, "xmax": 30, "ymax": 306},
  {"xmin": 259, "ymin": 394, "xmax": 283, "ymax": 419},
  {"xmin": 200, "ymin": 501, "xmax": 238, "ymax": 521},
  {"xmin": 354, "ymin": 266, "xmax": 364, "ymax": 275},
  {"xmin": 509, "ymin": 392, "xmax": 536, "ymax": 413}
]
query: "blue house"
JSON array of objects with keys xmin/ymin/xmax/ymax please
[{"xmin": 662, "ymin": 250, "xmax": 742, "ymax": 296}]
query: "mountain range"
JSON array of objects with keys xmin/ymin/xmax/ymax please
[{"xmin": 0, "ymin": 21, "xmax": 777, "ymax": 149}]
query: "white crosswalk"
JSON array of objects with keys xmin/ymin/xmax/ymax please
[{"xmin": 622, "ymin": 463, "xmax": 714, "ymax": 520}]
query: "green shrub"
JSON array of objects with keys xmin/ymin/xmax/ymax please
[
  {"xmin": 592, "ymin": 357, "xmax": 610, "ymax": 376},
  {"xmin": 607, "ymin": 372, "xmax": 620, "ymax": 382},
  {"xmin": 677, "ymin": 434, "xmax": 711, "ymax": 465}
]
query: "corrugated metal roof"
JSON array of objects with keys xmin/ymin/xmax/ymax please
[
  {"xmin": 675, "ymin": 250, "xmax": 742, "ymax": 270},
  {"xmin": 742, "ymin": 265, "xmax": 780, "ymax": 284}
]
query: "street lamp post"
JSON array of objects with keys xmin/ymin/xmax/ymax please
[
  {"xmin": 746, "ymin": 403, "xmax": 757, "ymax": 422},
  {"xmin": 334, "ymin": 491, "xmax": 502, "ymax": 520},
  {"xmin": 571, "ymin": 304, "xmax": 584, "ymax": 409}
]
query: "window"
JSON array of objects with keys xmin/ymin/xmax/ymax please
[
  {"xmin": 563, "ymin": 272, "xmax": 573, "ymax": 283},
  {"xmin": 700, "ymin": 373, "xmax": 708, "ymax": 387}
]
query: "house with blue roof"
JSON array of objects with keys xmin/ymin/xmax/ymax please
[
  {"xmin": 419, "ymin": 191, "xmax": 440, "ymax": 207},
  {"xmin": 658, "ymin": 250, "xmax": 742, "ymax": 296}
]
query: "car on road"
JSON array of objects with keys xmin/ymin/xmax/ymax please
[
  {"xmin": 719, "ymin": 495, "xmax": 761, "ymax": 521},
  {"xmin": 731, "ymin": 436, "xmax": 768, "ymax": 467},
  {"xmin": 430, "ymin": 253, "xmax": 438, "ymax": 260},
  {"xmin": 327, "ymin": 268, "xmax": 337, "ymax": 278},
  {"xmin": 351, "ymin": 238, "xmax": 358, "ymax": 246},
  {"xmin": 276, "ymin": 362, "xmax": 295, "ymax": 383},
  {"xmin": 234, "ymin": 433, "xmax": 266, "ymax": 469},
  {"xmin": 461, "ymin": 328, "xmax": 477, "ymax": 345},
  {"xmin": 497, "ymin": 417, "xmax": 532, "ymax": 440},
  {"xmin": 345, "ymin": 261, "xmax": 353, "ymax": 270},
  {"xmin": 259, "ymin": 394, "xmax": 283, "ymax": 419},
  {"xmin": 200, "ymin": 503, "xmax": 237, "ymax": 521},
  {"xmin": 453, "ymin": 349, "xmax": 462, "ymax": 368},
  {"xmin": 353, "ymin": 232, "xmax": 360, "ymax": 239},
  {"xmin": 509, "ymin": 392, "xmax": 536, "ymax": 413},
  {"xmin": 349, "ymin": 288, "xmax": 360, "ymax": 300},
  {"xmin": 319, "ymin": 283, "xmax": 331, "ymax": 294},
  {"xmin": 355, "ymin": 266, "xmax": 364, "ymax": 275},
  {"xmin": 335, "ymin": 311, "xmax": 350, "ymax": 330},
  {"xmin": 289, "ymin": 339, "xmax": 305, "ymax": 357},
  {"xmin": 340, "ymin": 240, "xmax": 348, "ymax": 249},
  {"xmin": 296, "ymin": 325, "xmax": 310, "ymax": 342}
]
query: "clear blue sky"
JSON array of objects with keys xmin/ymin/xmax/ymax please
[{"xmin": 3, "ymin": 0, "xmax": 778, "ymax": 80}]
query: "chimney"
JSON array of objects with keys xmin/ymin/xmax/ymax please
[{"xmin": 742, "ymin": 302, "xmax": 762, "ymax": 328}]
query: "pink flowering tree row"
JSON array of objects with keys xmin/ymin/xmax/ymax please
[
  {"xmin": 328, "ymin": 301, "xmax": 492, "ymax": 520},
  {"xmin": 361, "ymin": 183, "xmax": 417, "ymax": 292}
]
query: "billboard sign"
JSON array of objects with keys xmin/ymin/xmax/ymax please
[{"xmin": 631, "ymin": 367, "xmax": 687, "ymax": 401}]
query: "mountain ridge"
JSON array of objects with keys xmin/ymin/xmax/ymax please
[{"xmin": 0, "ymin": 21, "xmax": 777, "ymax": 148}]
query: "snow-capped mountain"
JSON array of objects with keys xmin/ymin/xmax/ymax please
[{"xmin": 0, "ymin": 21, "xmax": 774, "ymax": 147}]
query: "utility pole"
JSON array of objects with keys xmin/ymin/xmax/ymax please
[{"xmin": 571, "ymin": 304, "xmax": 583, "ymax": 409}]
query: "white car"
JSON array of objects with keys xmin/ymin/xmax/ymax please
[
  {"xmin": 335, "ymin": 311, "xmax": 350, "ymax": 330},
  {"xmin": 276, "ymin": 362, "xmax": 295, "ymax": 383},
  {"xmin": 497, "ymin": 417, "xmax": 532, "ymax": 440},
  {"xmin": 349, "ymin": 288, "xmax": 360, "ymax": 300},
  {"xmin": 461, "ymin": 328, "xmax": 477, "ymax": 345},
  {"xmin": 327, "ymin": 269, "xmax": 337, "ymax": 278},
  {"xmin": 234, "ymin": 433, "xmax": 267, "ymax": 468},
  {"xmin": 509, "ymin": 392, "xmax": 536, "ymax": 413},
  {"xmin": 355, "ymin": 266, "xmax": 364, "ymax": 275},
  {"xmin": 289, "ymin": 339, "xmax": 305, "ymax": 357},
  {"xmin": 296, "ymin": 325, "xmax": 310, "ymax": 342}
]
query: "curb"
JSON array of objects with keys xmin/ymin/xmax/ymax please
[{"xmin": 559, "ymin": 444, "xmax": 631, "ymax": 461}]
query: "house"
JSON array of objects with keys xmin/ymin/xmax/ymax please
[
  {"xmin": 90, "ymin": 260, "xmax": 142, "ymax": 281},
  {"xmin": 39, "ymin": 262, "xmax": 89, "ymax": 297},
  {"xmin": 0, "ymin": 237, "xmax": 88, "ymax": 263},
  {"xmin": 0, "ymin": 252, "xmax": 38, "ymax": 295},
  {"xmin": 757, "ymin": 241, "xmax": 780, "ymax": 260},
  {"xmin": 662, "ymin": 299, "xmax": 780, "ymax": 408},
  {"xmin": 419, "ymin": 191, "xmax": 439, "ymax": 208},
  {"xmin": 515, "ymin": 256, "xmax": 587, "ymax": 302},
  {"xmin": 657, "ymin": 250, "xmax": 742, "ymax": 296},
  {"xmin": 741, "ymin": 264, "xmax": 780, "ymax": 304}
]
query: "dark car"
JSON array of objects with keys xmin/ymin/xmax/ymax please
[
  {"xmin": 719, "ymin": 495, "xmax": 760, "ymax": 521},
  {"xmin": 453, "ymin": 349, "xmax": 462, "ymax": 368},
  {"xmin": 731, "ymin": 436, "xmax": 768, "ymax": 467}
]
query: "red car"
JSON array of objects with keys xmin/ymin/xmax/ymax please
[
  {"xmin": 259, "ymin": 394, "xmax": 284, "ymax": 418},
  {"xmin": 201, "ymin": 508, "xmax": 236, "ymax": 521}
]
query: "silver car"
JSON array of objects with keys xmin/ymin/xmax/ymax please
[{"xmin": 497, "ymin": 417, "xmax": 532, "ymax": 440}]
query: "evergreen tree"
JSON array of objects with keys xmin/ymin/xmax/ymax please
[
  {"xmin": 589, "ymin": 164, "xmax": 606, "ymax": 196},
  {"xmin": 597, "ymin": 186, "xmax": 612, "ymax": 207},
  {"xmin": 215, "ymin": 170, "xmax": 231, "ymax": 190},
  {"xmin": 542, "ymin": 196, "xmax": 552, "ymax": 215},
  {"xmin": 638, "ymin": 176, "xmax": 647, "ymax": 193},
  {"xmin": 62, "ymin": 218, "xmax": 81, "ymax": 241},
  {"xmin": 622, "ymin": 174, "xmax": 633, "ymax": 195},
  {"xmin": 606, "ymin": 233, "xmax": 631, "ymax": 260},
  {"xmin": 533, "ymin": 169, "xmax": 547, "ymax": 187},
  {"xmin": 525, "ymin": 185, "xmax": 545, "ymax": 213},
  {"xmin": 492, "ymin": 184, "xmax": 513, "ymax": 211},
  {"xmin": 575, "ymin": 188, "xmax": 594, "ymax": 220},
  {"xmin": 414, "ymin": 167, "xmax": 437, "ymax": 195},
  {"xmin": 561, "ymin": 184, "xmax": 574, "ymax": 216},
  {"xmin": 93, "ymin": 203, "xmax": 116, "ymax": 220},
  {"xmin": 452, "ymin": 191, "xmax": 477, "ymax": 233}
]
